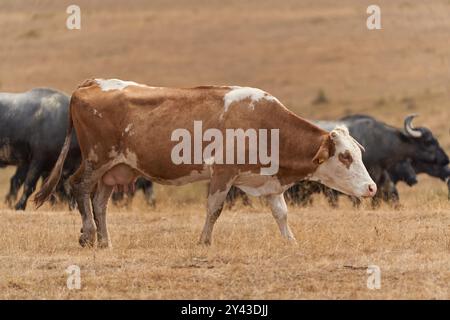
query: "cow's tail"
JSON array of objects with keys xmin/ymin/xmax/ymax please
[{"xmin": 34, "ymin": 103, "xmax": 74, "ymax": 208}]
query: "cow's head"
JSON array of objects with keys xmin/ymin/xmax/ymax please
[
  {"xmin": 310, "ymin": 126, "xmax": 377, "ymax": 198},
  {"xmin": 403, "ymin": 115, "xmax": 449, "ymax": 166}
]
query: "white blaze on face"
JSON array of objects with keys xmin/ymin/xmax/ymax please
[
  {"xmin": 223, "ymin": 86, "xmax": 279, "ymax": 113},
  {"xmin": 310, "ymin": 126, "xmax": 376, "ymax": 198},
  {"xmin": 95, "ymin": 78, "xmax": 145, "ymax": 91}
]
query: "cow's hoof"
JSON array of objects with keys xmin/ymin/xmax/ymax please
[
  {"xmin": 79, "ymin": 233, "xmax": 95, "ymax": 248},
  {"xmin": 97, "ymin": 240, "xmax": 112, "ymax": 249},
  {"xmin": 197, "ymin": 239, "xmax": 212, "ymax": 246}
]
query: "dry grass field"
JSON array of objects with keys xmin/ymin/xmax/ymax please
[{"xmin": 0, "ymin": 0, "xmax": 449, "ymax": 299}]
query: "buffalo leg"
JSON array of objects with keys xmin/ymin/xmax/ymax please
[
  {"xmin": 92, "ymin": 181, "xmax": 113, "ymax": 248},
  {"xmin": 63, "ymin": 179, "xmax": 77, "ymax": 210},
  {"xmin": 14, "ymin": 162, "xmax": 43, "ymax": 210},
  {"xmin": 290, "ymin": 182, "xmax": 317, "ymax": 207},
  {"xmin": 350, "ymin": 196, "xmax": 361, "ymax": 208},
  {"xmin": 70, "ymin": 163, "xmax": 96, "ymax": 247},
  {"xmin": 40, "ymin": 171, "xmax": 57, "ymax": 206},
  {"xmin": 385, "ymin": 183, "xmax": 400, "ymax": 208},
  {"xmin": 225, "ymin": 186, "xmax": 239, "ymax": 209},
  {"xmin": 5, "ymin": 164, "xmax": 28, "ymax": 207},
  {"xmin": 266, "ymin": 193, "xmax": 296, "ymax": 241},
  {"xmin": 323, "ymin": 186, "xmax": 339, "ymax": 208},
  {"xmin": 56, "ymin": 177, "xmax": 76, "ymax": 210},
  {"xmin": 447, "ymin": 178, "xmax": 450, "ymax": 201},
  {"xmin": 111, "ymin": 187, "xmax": 125, "ymax": 206},
  {"xmin": 143, "ymin": 181, "xmax": 156, "ymax": 207},
  {"xmin": 241, "ymin": 192, "xmax": 252, "ymax": 207}
]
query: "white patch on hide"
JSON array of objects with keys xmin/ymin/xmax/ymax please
[
  {"xmin": 223, "ymin": 86, "xmax": 279, "ymax": 113},
  {"xmin": 95, "ymin": 78, "xmax": 145, "ymax": 91}
]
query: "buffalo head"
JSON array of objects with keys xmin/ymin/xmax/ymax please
[{"xmin": 403, "ymin": 114, "xmax": 449, "ymax": 166}]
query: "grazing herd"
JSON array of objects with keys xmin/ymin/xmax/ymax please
[{"xmin": 0, "ymin": 79, "xmax": 449, "ymax": 248}]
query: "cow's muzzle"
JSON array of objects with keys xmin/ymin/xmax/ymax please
[{"xmin": 362, "ymin": 183, "xmax": 377, "ymax": 198}]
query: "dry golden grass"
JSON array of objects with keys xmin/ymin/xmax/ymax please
[
  {"xmin": 0, "ymin": 168, "xmax": 449, "ymax": 299},
  {"xmin": 0, "ymin": 0, "xmax": 449, "ymax": 299}
]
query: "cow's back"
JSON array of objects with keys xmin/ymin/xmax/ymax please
[{"xmin": 70, "ymin": 80, "xmax": 307, "ymax": 183}]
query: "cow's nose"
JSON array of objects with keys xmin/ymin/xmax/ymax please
[{"xmin": 367, "ymin": 183, "xmax": 377, "ymax": 197}]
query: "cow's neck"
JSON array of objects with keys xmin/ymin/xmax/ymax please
[{"xmin": 274, "ymin": 110, "xmax": 326, "ymax": 185}]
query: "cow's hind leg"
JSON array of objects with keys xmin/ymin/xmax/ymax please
[
  {"xmin": 199, "ymin": 174, "xmax": 234, "ymax": 245},
  {"xmin": 70, "ymin": 163, "xmax": 97, "ymax": 247},
  {"xmin": 266, "ymin": 193, "xmax": 296, "ymax": 242},
  {"xmin": 92, "ymin": 181, "xmax": 113, "ymax": 248}
]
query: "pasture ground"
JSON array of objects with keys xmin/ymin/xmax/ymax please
[
  {"xmin": 0, "ymin": 168, "xmax": 449, "ymax": 299},
  {"xmin": 0, "ymin": 0, "xmax": 449, "ymax": 299}
]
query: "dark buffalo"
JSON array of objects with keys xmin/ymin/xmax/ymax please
[
  {"xmin": 324, "ymin": 114, "xmax": 448, "ymax": 179},
  {"xmin": 388, "ymin": 159, "xmax": 450, "ymax": 200},
  {"xmin": 411, "ymin": 161, "xmax": 450, "ymax": 182},
  {"xmin": 224, "ymin": 186, "xmax": 252, "ymax": 209},
  {"xmin": 284, "ymin": 180, "xmax": 338, "ymax": 207},
  {"xmin": 4, "ymin": 164, "xmax": 74, "ymax": 208},
  {"xmin": 389, "ymin": 159, "xmax": 418, "ymax": 187},
  {"xmin": 0, "ymin": 88, "xmax": 81, "ymax": 210}
]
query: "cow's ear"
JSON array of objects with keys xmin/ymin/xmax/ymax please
[{"xmin": 312, "ymin": 134, "xmax": 334, "ymax": 165}]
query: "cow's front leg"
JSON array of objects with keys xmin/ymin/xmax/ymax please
[
  {"xmin": 266, "ymin": 193, "xmax": 296, "ymax": 241},
  {"xmin": 198, "ymin": 174, "xmax": 234, "ymax": 246}
]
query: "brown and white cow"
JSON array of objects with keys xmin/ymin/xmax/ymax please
[{"xmin": 35, "ymin": 79, "xmax": 376, "ymax": 248}]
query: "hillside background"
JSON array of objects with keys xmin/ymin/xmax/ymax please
[{"xmin": 2, "ymin": 0, "xmax": 449, "ymax": 203}]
